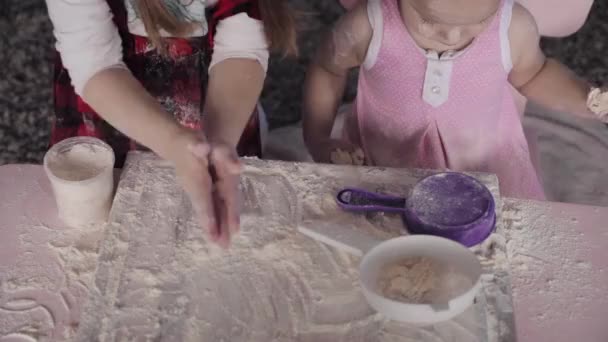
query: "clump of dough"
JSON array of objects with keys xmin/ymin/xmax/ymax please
[
  {"xmin": 330, "ymin": 148, "xmax": 365, "ymax": 166},
  {"xmin": 377, "ymin": 257, "xmax": 441, "ymax": 304},
  {"xmin": 377, "ymin": 256, "xmax": 473, "ymax": 304},
  {"xmin": 587, "ymin": 88, "xmax": 608, "ymax": 122}
]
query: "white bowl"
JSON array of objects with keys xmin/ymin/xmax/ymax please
[{"xmin": 359, "ymin": 235, "xmax": 482, "ymax": 325}]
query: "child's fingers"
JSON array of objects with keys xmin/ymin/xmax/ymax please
[
  {"xmin": 185, "ymin": 142, "xmax": 221, "ymax": 242},
  {"xmin": 329, "ymin": 141, "xmax": 366, "ymax": 166},
  {"xmin": 352, "ymin": 148, "xmax": 366, "ymax": 166},
  {"xmin": 210, "ymin": 145, "xmax": 242, "ymax": 236},
  {"xmin": 330, "ymin": 148, "xmax": 354, "ymax": 165},
  {"xmin": 212, "ymin": 188, "xmax": 231, "ymax": 249},
  {"xmin": 587, "ymin": 88, "xmax": 608, "ymax": 120},
  {"xmin": 187, "ymin": 142, "xmax": 211, "ymax": 160},
  {"xmin": 212, "ymin": 144, "xmax": 242, "ymax": 174},
  {"xmin": 187, "ymin": 172, "xmax": 220, "ymax": 242}
]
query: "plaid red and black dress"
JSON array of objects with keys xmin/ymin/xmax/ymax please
[{"xmin": 51, "ymin": 0, "xmax": 262, "ymax": 167}]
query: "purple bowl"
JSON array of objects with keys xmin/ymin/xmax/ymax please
[
  {"xmin": 336, "ymin": 172, "xmax": 496, "ymax": 247},
  {"xmin": 403, "ymin": 173, "xmax": 496, "ymax": 247}
]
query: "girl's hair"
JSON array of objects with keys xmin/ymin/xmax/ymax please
[{"xmin": 134, "ymin": 0, "xmax": 297, "ymax": 56}]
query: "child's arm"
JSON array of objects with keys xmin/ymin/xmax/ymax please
[
  {"xmin": 196, "ymin": 14, "xmax": 268, "ymax": 246},
  {"xmin": 84, "ymin": 62, "xmax": 264, "ymax": 250},
  {"xmin": 508, "ymin": 4, "xmax": 600, "ymax": 120},
  {"xmin": 303, "ymin": 2, "xmax": 372, "ymax": 163},
  {"xmin": 204, "ymin": 7, "xmax": 269, "ymax": 147},
  {"xmin": 204, "ymin": 59, "xmax": 265, "ymax": 145},
  {"xmin": 48, "ymin": 0, "xmax": 266, "ymax": 247},
  {"xmin": 83, "ymin": 69, "xmax": 243, "ymax": 247},
  {"xmin": 200, "ymin": 58, "xmax": 264, "ymax": 246}
]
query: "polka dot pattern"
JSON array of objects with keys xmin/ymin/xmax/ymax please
[{"xmin": 351, "ymin": 0, "xmax": 545, "ymax": 199}]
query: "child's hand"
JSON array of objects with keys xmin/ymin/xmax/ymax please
[
  {"xmin": 587, "ymin": 87, "xmax": 608, "ymax": 122},
  {"xmin": 172, "ymin": 132, "xmax": 242, "ymax": 249},
  {"xmin": 311, "ymin": 138, "xmax": 365, "ymax": 165},
  {"xmin": 331, "ymin": 147, "xmax": 365, "ymax": 166}
]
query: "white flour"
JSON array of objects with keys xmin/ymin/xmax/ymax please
[
  {"xmin": 0, "ymin": 169, "xmax": 107, "ymax": 341},
  {"xmin": 378, "ymin": 257, "xmax": 473, "ymax": 304},
  {"xmin": 501, "ymin": 199, "xmax": 607, "ymax": 329},
  {"xmin": 74, "ymin": 154, "xmax": 513, "ymax": 341},
  {"xmin": 74, "ymin": 161, "xmax": 380, "ymax": 341}
]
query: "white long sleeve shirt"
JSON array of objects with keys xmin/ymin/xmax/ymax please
[{"xmin": 45, "ymin": 0, "xmax": 269, "ymax": 95}]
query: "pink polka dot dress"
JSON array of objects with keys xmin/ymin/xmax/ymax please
[{"xmin": 351, "ymin": 0, "xmax": 545, "ymax": 199}]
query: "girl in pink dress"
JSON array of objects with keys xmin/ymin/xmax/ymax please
[{"xmin": 303, "ymin": 0, "xmax": 606, "ymax": 199}]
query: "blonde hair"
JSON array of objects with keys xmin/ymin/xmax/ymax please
[{"xmin": 134, "ymin": 0, "xmax": 297, "ymax": 56}]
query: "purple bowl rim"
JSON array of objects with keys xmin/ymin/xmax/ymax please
[
  {"xmin": 402, "ymin": 210, "xmax": 498, "ymax": 248},
  {"xmin": 404, "ymin": 172, "xmax": 497, "ymax": 234}
]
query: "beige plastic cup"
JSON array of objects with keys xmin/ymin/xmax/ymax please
[{"xmin": 43, "ymin": 137, "xmax": 115, "ymax": 227}]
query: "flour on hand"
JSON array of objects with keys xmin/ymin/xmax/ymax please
[
  {"xmin": 587, "ymin": 87, "xmax": 608, "ymax": 122},
  {"xmin": 330, "ymin": 148, "xmax": 365, "ymax": 166}
]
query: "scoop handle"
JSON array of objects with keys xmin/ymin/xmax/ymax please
[
  {"xmin": 298, "ymin": 221, "xmax": 382, "ymax": 257},
  {"xmin": 336, "ymin": 188, "xmax": 407, "ymax": 213}
]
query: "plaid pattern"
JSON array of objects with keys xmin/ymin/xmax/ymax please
[{"xmin": 51, "ymin": 0, "xmax": 262, "ymax": 166}]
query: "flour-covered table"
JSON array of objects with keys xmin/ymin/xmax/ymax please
[
  {"xmin": 0, "ymin": 165, "xmax": 111, "ymax": 341},
  {"xmin": 503, "ymin": 198, "xmax": 608, "ymax": 342},
  {"xmin": 2, "ymin": 155, "xmax": 607, "ymax": 342},
  {"xmin": 72, "ymin": 152, "xmax": 514, "ymax": 341}
]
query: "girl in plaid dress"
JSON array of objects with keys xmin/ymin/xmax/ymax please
[{"xmin": 46, "ymin": 0, "xmax": 296, "ymax": 247}]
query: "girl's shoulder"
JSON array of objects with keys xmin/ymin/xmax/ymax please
[
  {"xmin": 507, "ymin": 3, "xmax": 541, "ymax": 65},
  {"xmin": 336, "ymin": 0, "xmax": 375, "ymax": 67}
]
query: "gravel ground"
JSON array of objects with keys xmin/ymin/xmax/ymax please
[{"xmin": 1, "ymin": 0, "xmax": 607, "ymax": 205}]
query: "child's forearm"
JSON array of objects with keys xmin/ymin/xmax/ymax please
[
  {"xmin": 83, "ymin": 68, "xmax": 194, "ymax": 163},
  {"xmin": 203, "ymin": 58, "xmax": 265, "ymax": 147},
  {"xmin": 303, "ymin": 2, "xmax": 372, "ymax": 160},
  {"xmin": 302, "ymin": 63, "xmax": 348, "ymax": 157},
  {"xmin": 517, "ymin": 58, "xmax": 594, "ymax": 119}
]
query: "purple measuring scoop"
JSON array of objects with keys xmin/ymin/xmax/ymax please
[{"xmin": 336, "ymin": 172, "xmax": 496, "ymax": 247}]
